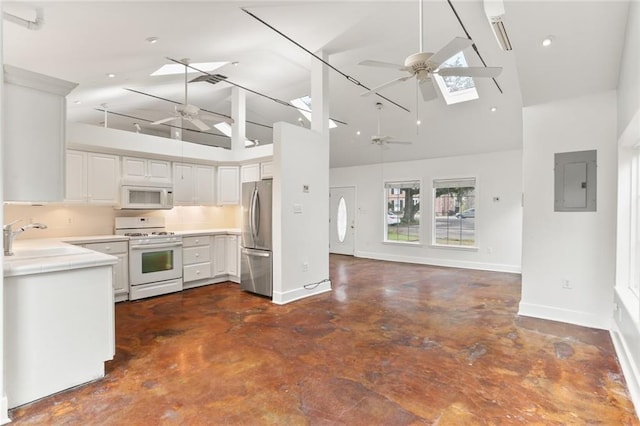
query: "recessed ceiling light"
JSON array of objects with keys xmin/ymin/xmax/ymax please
[
  {"xmin": 107, "ymin": 73, "xmax": 116, "ymax": 78},
  {"xmin": 416, "ymin": 120, "xmax": 421, "ymax": 125},
  {"xmin": 490, "ymin": 106, "xmax": 497, "ymax": 112},
  {"xmin": 542, "ymin": 36, "xmax": 554, "ymax": 47},
  {"xmin": 356, "ymin": 131, "xmax": 361, "ymax": 136},
  {"xmin": 146, "ymin": 37, "xmax": 159, "ymax": 44}
]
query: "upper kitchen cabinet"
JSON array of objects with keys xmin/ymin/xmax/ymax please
[
  {"xmin": 66, "ymin": 150, "xmax": 120, "ymax": 204},
  {"xmin": 173, "ymin": 163, "xmax": 215, "ymax": 206},
  {"xmin": 260, "ymin": 161, "xmax": 273, "ymax": 179},
  {"xmin": 241, "ymin": 163, "xmax": 260, "ymax": 183},
  {"xmin": 3, "ymin": 65, "xmax": 77, "ymax": 202},
  {"xmin": 217, "ymin": 166, "xmax": 240, "ymax": 205},
  {"xmin": 122, "ymin": 156, "xmax": 171, "ymax": 184}
]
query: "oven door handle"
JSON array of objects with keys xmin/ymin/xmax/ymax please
[{"xmin": 130, "ymin": 242, "xmax": 183, "ymax": 250}]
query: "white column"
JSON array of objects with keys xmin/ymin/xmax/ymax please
[
  {"xmin": 0, "ymin": 4, "xmax": 8, "ymax": 423},
  {"xmin": 311, "ymin": 50, "xmax": 329, "ymax": 139},
  {"xmin": 231, "ymin": 86, "xmax": 246, "ymax": 152}
]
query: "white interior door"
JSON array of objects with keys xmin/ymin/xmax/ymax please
[{"xmin": 330, "ymin": 186, "xmax": 355, "ymax": 255}]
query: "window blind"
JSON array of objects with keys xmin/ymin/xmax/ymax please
[{"xmin": 432, "ymin": 178, "xmax": 475, "ymax": 189}]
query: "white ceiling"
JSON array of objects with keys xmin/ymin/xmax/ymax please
[{"xmin": 2, "ymin": 1, "xmax": 630, "ymax": 168}]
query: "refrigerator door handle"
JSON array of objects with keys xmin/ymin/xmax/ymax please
[
  {"xmin": 251, "ymin": 187, "xmax": 259, "ymax": 243},
  {"xmin": 242, "ymin": 248, "xmax": 271, "ymax": 257},
  {"xmin": 254, "ymin": 191, "xmax": 261, "ymax": 238}
]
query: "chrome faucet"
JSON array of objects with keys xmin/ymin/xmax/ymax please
[{"xmin": 3, "ymin": 221, "xmax": 48, "ymax": 256}]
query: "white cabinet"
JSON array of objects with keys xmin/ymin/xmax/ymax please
[
  {"xmin": 226, "ymin": 235, "xmax": 240, "ymax": 279},
  {"xmin": 260, "ymin": 161, "xmax": 273, "ymax": 179},
  {"xmin": 122, "ymin": 156, "xmax": 171, "ymax": 183},
  {"xmin": 182, "ymin": 236, "xmax": 213, "ymax": 287},
  {"xmin": 77, "ymin": 240, "xmax": 129, "ymax": 302},
  {"xmin": 217, "ymin": 166, "xmax": 240, "ymax": 205},
  {"xmin": 65, "ymin": 150, "xmax": 120, "ymax": 204},
  {"xmin": 212, "ymin": 234, "xmax": 240, "ymax": 282},
  {"xmin": 212, "ymin": 235, "xmax": 227, "ymax": 277},
  {"xmin": 4, "ymin": 65, "xmax": 77, "ymax": 202},
  {"xmin": 241, "ymin": 163, "xmax": 260, "ymax": 183},
  {"xmin": 173, "ymin": 163, "xmax": 215, "ymax": 206}
]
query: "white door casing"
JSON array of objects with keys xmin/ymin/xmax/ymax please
[{"xmin": 329, "ymin": 186, "xmax": 355, "ymax": 255}]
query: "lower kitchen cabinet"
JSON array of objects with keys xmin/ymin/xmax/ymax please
[
  {"xmin": 81, "ymin": 241, "xmax": 129, "ymax": 302},
  {"xmin": 182, "ymin": 236, "xmax": 213, "ymax": 288},
  {"xmin": 226, "ymin": 235, "xmax": 240, "ymax": 280},
  {"xmin": 212, "ymin": 234, "xmax": 240, "ymax": 283}
]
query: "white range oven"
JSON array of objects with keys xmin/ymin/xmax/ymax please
[{"xmin": 115, "ymin": 217, "xmax": 183, "ymax": 301}]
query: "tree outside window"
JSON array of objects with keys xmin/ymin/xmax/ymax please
[
  {"xmin": 385, "ymin": 181, "xmax": 420, "ymax": 243},
  {"xmin": 433, "ymin": 178, "xmax": 476, "ymax": 246}
]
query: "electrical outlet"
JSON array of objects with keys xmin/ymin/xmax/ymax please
[
  {"xmin": 68, "ymin": 217, "xmax": 73, "ymax": 224},
  {"xmin": 562, "ymin": 279, "xmax": 572, "ymax": 289},
  {"xmin": 302, "ymin": 262, "xmax": 309, "ymax": 272}
]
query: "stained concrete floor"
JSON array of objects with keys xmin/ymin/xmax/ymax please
[{"xmin": 9, "ymin": 255, "xmax": 639, "ymax": 424}]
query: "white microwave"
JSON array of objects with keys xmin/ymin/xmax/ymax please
[{"xmin": 119, "ymin": 185, "xmax": 174, "ymax": 210}]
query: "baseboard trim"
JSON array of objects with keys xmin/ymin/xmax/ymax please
[
  {"xmin": 610, "ymin": 323, "xmax": 640, "ymax": 419},
  {"xmin": 518, "ymin": 302, "xmax": 610, "ymax": 330},
  {"xmin": 354, "ymin": 250, "xmax": 521, "ymax": 274},
  {"xmin": 1, "ymin": 395, "xmax": 11, "ymax": 425},
  {"xmin": 272, "ymin": 281, "xmax": 332, "ymax": 305}
]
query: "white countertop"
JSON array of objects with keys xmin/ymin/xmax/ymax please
[
  {"xmin": 61, "ymin": 235, "xmax": 130, "ymax": 244},
  {"xmin": 4, "ymin": 240, "xmax": 117, "ymax": 277},
  {"xmin": 173, "ymin": 228, "xmax": 241, "ymax": 237}
]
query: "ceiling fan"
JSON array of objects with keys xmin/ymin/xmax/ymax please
[
  {"xmin": 151, "ymin": 60, "xmax": 233, "ymax": 131},
  {"xmin": 359, "ymin": 1, "xmax": 502, "ymax": 101},
  {"xmin": 370, "ymin": 102, "xmax": 412, "ymax": 147}
]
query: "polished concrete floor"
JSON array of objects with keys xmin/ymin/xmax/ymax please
[{"xmin": 9, "ymin": 255, "xmax": 638, "ymax": 424}]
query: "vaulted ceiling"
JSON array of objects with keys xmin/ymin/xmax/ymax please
[{"xmin": 2, "ymin": 1, "xmax": 630, "ymax": 168}]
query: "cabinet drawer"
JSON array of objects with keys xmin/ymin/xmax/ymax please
[
  {"xmin": 183, "ymin": 263, "xmax": 212, "ymax": 282},
  {"xmin": 84, "ymin": 241, "xmax": 128, "ymax": 254},
  {"xmin": 183, "ymin": 246, "xmax": 211, "ymax": 265},
  {"xmin": 183, "ymin": 236, "xmax": 210, "ymax": 248}
]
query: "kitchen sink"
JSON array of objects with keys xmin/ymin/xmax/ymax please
[{"xmin": 8, "ymin": 245, "xmax": 85, "ymax": 259}]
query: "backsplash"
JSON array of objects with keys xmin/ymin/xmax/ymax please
[{"xmin": 3, "ymin": 204, "xmax": 240, "ymax": 239}]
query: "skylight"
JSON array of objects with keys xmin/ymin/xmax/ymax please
[
  {"xmin": 151, "ymin": 62, "xmax": 228, "ymax": 76},
  {"xmin": 290, "ymin": 96, "xmax": 337, "ymax": 129},
  {"xmin": 433, "ymin": 52, "xmax": 479, "ymax": 105}
]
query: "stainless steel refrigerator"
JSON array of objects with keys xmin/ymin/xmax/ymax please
[{"xmin": 241, "ymin": 180, "xmax": 273, "ymax": 297}]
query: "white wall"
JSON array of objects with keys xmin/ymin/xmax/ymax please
[
  {"xmin": 613, "ymin": 0, "xmax": 640, "ymax": 415},
  {"xmin": 520, "ymin": 90, "xmax": 618, "ymax": 330},
  {"xmin": 0, "ymin": 11, "xmax": 8, "ymax": 425},
  {"xmin": 330, "ymin": 149, "xmax": 523, "ymax": 273},
  {"xmin": 3, "ymin": 204, "xmax": 240, "ymax": 239},
  {"xmin": 272, "ymin": 122, "xmax": 331, "ymax": 304}
]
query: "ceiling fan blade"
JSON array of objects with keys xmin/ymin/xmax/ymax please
[
  {"xmin": 427, "ymin": 37, "xmax": 474, "ymax": 69},
  {"xmin": 360, "ymin": 75, "xmax": 413, "ymax": 97},
  {"xmin": 151, "ymin": 116, "xmax": 179, "ymax": 125},
  {"xmin": 437, "ymin": 66, "xmax": 503, "ymax": 78},
  {"xmin": 188, "ymin": 118, "xmax": 211, "ymax": 131},
  {"xmin": 419, "ymin": 78, "xmax": 438, "ymax": 101},
  {"xmin": 359, "ymin": 59, "xmax": 408, "ymax": 71}
]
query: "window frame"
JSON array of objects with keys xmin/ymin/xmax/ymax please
[
  {"xmin": 383, "ymin": 179, "xmax": 421, "ymax": 245},
  {"xmin": 431, "ymin": 176, "xmax": 478, "ymax": 250}
]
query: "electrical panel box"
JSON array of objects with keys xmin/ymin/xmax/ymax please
[{"xmin": 554, "ymin": 150, "xmax": 597, "ymax": 212}]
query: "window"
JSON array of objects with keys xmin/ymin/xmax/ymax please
[
  {"xmin": 384, "ymin": 181, "xmax": 420, "ymax": 243},
  {"xmin": 433, "ymin": 52, "xmax": 479, "ymax": 105},
  {"xmin": 631, "ymin": 152, "xmax": 640, "ymax": 298},
  {"xmin": 433, "ymin": 178, "xmax": 476, "ymax": 247}
]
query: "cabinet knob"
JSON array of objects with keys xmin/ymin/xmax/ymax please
[
  {"xmin": 195, "ymin": 239, "xmax": 199, "ymax": 244},
  {"xmin": 195, "ymin": 253, "xmax": 200, "ymax": 257},
  {"xmin": 105, "ymin": 246, "xmax": 111, "ymax": 251},
  {"xmin": 196, "ymin": 270, "xmax": 200, "ymax": 275}
]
